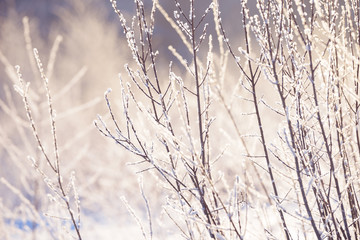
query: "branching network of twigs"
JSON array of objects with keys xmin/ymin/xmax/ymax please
[{"xmin": 7, "ymin": 0, "xmax": 360, "ymax": 239}]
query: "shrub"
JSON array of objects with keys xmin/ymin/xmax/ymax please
[{"xmin": 2, "ymin": 0, "xmax": 360, "ymax": 239}]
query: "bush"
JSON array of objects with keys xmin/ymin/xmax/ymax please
[{"xmin": 2, "ymin": 0, "xmax": 360, "ymax": 239}]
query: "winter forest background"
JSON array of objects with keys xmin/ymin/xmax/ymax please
[{"xmin": 1, "ymin": 0, "xmax": 360, "ymax": 239}]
